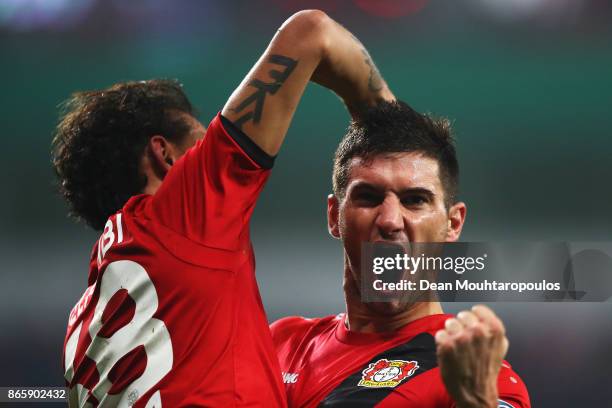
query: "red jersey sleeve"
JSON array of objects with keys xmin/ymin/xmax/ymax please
[
  {"xmin": 495, "ymin": 363, "xmax": 531, "ymax": 408},
  {"xmin": 150, "ymin": 113, "xmax": 274, "ymax": 250},
  {"xmin": 448, "ymin": 362, "xmax": 531, "ymax": 408}
]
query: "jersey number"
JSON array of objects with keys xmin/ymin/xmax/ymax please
[{"xmin": 64, "ymin": 260, "xmax": 173, "ymax": 407}]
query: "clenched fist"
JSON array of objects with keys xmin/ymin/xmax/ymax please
[{"xmin": 435, "ymin": 305, "xmax": 509, "ymax": 408}]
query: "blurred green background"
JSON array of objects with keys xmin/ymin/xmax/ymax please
[{"xmin": 1, "ymin": 0, "xmax": 611, "ymax": 406}]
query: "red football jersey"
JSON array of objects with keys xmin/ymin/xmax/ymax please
[
  {"xmin": 63, "ymin": 114, "xmax": 286, "ymax": 407},
  {"xmin": 271, "ymin": 313, "xmax": 530, "ymax": 408}
]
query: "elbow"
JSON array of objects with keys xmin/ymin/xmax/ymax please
[
  {"xmin": 278, "ymin": 9, "xmax": 331, "ymax": 58},
  {"xmin": 286, "ymin": 9, "xmax": 330, "ymax": 27}
]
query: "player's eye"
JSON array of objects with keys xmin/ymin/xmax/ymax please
[
  {"xmin": 401, "ymin": 195, "xmax": 428, "ymax": 207},
  {"xmin": 353, "ymin": 192, "xmax": 382, "ymax": 206}
]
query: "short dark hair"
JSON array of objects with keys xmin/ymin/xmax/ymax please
[
  {"xmin": 52, "ymin": 79, "xmax": 195, "ymax": 230},
  {"xmin": 332, "ymin": 100, "xmax": 459, "ymax": 207}
]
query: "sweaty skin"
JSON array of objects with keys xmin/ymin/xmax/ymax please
[
  {"xmin": 327, "ymin": 152, "xmax": 511, "ymax": 407},
  {"xmin": 327, "ymin": 152, "xmax": 464, "ymax": 327}
]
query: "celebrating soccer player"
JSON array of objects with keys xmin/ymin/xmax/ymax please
[
  {"xmin": 53, "ymin": 10, "xmax": 394, "ymax": 407},
  {"xmin": 271, "ymin": 102, "xmax": 531, "ymax": 407}
]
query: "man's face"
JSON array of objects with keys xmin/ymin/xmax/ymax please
[{"xmin": 327, "ymin": 152, "xmax": 466, "ymax": 314}]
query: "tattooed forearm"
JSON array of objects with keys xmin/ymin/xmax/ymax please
[
  {"xmin": 230, "ymin": 54, "xmax": 298, "ymax": 129},
  {"xmin": 361, "ymin": 48, "xmax": 383, "ymax": 93},
  {"xmin": 348, "ymin": 32, "xmax": 384, "ymax": 93}
]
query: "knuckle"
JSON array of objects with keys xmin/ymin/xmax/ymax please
[
  {"xmin": 454, "ymin": 333, "xmax": 470, "ymax": 346},
  {"xmin": 434, "ymin": 329, "xmax": 446, "ymax": 339},
  {"xmin": 471, "ymin": 323, "xmax": 487, "ymax": 338},
  {"xmin": 489, "ymin": 319, "xmax": 506, "ymax": 337},
  {"xmin": 445, "ymin": 318, "xmax": 459, "ymax": 329},
  {"xmin": 457, "ymin": 310, "xmax": 470, "ymax": 320},
  {"xmin": 457, "ymin": 310, "xmax": 476, "ymax": 325},
  {"xmin": 472, "ymin": 304, "xmax": 493, "ymax": 319}
]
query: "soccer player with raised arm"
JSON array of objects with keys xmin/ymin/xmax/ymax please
[
  {"xmin": 53, "ymin": 10, "xmax": 394, "ymax": 407},
  {"xmin": 270, "ymin": 102, "xmax": 531, "ymax": 407}
]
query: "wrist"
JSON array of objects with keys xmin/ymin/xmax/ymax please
[
  {"xmin": 456, "ymin": 397, "xmax": 498, "ymax": 408},
  {"xmin": 455, "ymin": 382, "xmax": 498, "ymax": 408}
]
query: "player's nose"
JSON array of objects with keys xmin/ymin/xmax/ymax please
[{"xmin": 375, "ymin": 195, "xmax": 405, "ymax": 240}]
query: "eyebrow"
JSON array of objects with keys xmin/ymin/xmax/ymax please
[{"xmin": 349, "ymin": 182, "xmax": 436, "ymax": 198}]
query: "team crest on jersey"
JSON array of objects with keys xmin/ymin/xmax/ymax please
[{"xmin": 357, "ymin": 359, "xmax": 419, "ymax": 388}]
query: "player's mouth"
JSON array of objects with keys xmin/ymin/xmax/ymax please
[{"xmin": 366, "ymin": 241, "xmax": 414, "ymax": 298}]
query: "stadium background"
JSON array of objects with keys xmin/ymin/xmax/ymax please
[{"xmin": 1, "ymin": 0, "xmax": 611, "ymax": 406}]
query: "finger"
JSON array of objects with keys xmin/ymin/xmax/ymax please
[
  {"xmin": 435, "ymin": 329, "xmax": 450, "ymax": 345},
  {"xmin": 471, "ymin": 304, "xmax": 496, "ymax": 322},
  {"xmin": 501, "ymin": 336, "xmax": 509, "ymax": 358},
  {"xmin": 435, "ymin": 330, "xmax": 455, "ymax": 357},
  {"xmin": 456, "ymin": 310, "xmax": 478, "ymax": 328},
  {"xmin": 472, "ymin": 304, "xmax": 505, "ymax": 336},
  {"xmin": 444, "ymin": 318, "xmax": 463, "ymax": 335}
]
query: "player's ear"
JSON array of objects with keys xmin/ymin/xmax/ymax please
[
  {"xmin": 327, "ymin": 194, "xmax": 341, "ymax": 239},
  {"xmin": 445, "ymin": 201, "xmax": 466, "ymax": 242},
  {"xmin": 148, "ymin": 135, "xmax": 176, "ymax": 176}
]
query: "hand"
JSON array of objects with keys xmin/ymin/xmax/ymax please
[{"xmin": 435, "ymin": 305, "xmax": 509, "ymax": 408}]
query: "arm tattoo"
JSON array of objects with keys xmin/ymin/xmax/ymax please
[
  {"xmin": 349, "ymin": 32, "xmax": 384, "ymax": 93},
  {"xmin": 230, "ymin": 54, "xmax": 298, "ymax": 129},
  {"xmin": 361, "ymin": 48, "xmax": 383, "ymax": 92}
]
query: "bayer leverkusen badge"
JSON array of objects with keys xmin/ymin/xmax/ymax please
[{"xmin": 357, "ymin": 359, "xmax": 419, "ymax": 388}]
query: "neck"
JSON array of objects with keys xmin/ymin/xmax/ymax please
[
  {"xmin": 343, "ymin": 263, "xmax": 443, "ymax": 333},
  {"xmin": 140, "ymin": 148, "xmax": 167, "ymax": 196},
  {"xmin": 142, "ymin": 178, "xmax": 162, "ymax": 195},
  {"xmin": 346, "ymin": 301, "xmax": 443, "ymax": 333}
]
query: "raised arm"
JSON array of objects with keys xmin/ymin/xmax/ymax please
[{"xmin": 222, "ymin": 10, "xmax": 394, "ymax": 156}]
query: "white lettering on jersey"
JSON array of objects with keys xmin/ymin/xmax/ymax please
[
  {"xmin": 100, "ymin": 219, "xmax": 115, "ymax": 261},
  {"xmin": 68, "ymin": 285, "xmax": 95, "ymax": 327},
  {"xmin": 116, "ymin": 213, "xmax": 124, "ymax": 244},
  {"xmin": 282, "ymin": 372, "xmax": 299, "ymax": 384},
  {"xmin": 97, "ymin": 215, "xmax": 124, "ymax": 265},
  {"xmin": 64, "ymin": 260, "xmax": 173, "ymax": 407}
]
